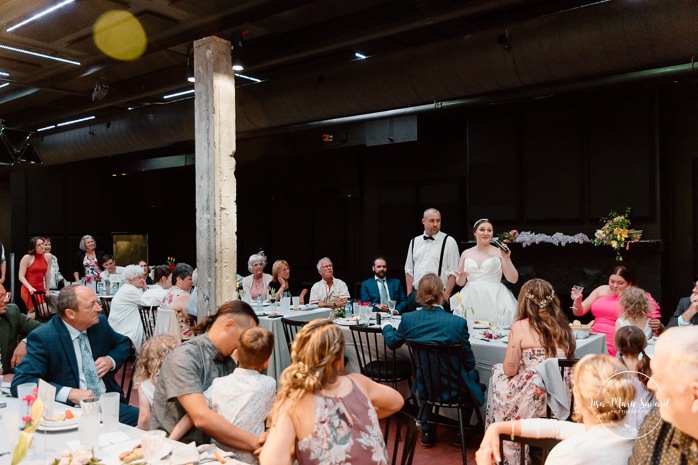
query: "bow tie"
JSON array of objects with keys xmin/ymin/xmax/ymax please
[{"xmin": 423, "ymin": 235, "xmax": 435, "ymax": 241}]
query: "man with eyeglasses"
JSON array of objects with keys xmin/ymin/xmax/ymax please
[
  {"xmin": 0, "ymin": 283, "xmax": 42, "ymax": 374},
  {"xmin": 309, "ymin": 257, "xmax": 350, "ymax": 309},
  {"xmin": 667, "ymin": 279, "xmax": 698, "ymax": 327}
]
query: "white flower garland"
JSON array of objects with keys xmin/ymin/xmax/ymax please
[{"xmin": 514, "ymin": 231, "xmax": 591, "ymax": 247}]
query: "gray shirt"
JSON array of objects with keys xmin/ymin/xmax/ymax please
[{"xmin": 150, "ymin": 334, "xmax": 236, "ymax": 445}]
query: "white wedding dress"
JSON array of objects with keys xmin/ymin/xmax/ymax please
[{"xmin": 450, "ymin": 256, "xmax": 517, "ymax": 329}]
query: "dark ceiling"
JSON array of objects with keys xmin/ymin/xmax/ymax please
[{"xmin": 0, "ymin": 0, "xmax": 697, "ymax": 164}]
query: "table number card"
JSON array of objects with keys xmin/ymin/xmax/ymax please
[{"xmin": 37, "ymin": 379, "xmax": 56, "ymax": 418}]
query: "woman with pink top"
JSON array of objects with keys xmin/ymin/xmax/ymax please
[{"xmin": 571, "ymin": 265, "xmax": 662, "ymax": 356}]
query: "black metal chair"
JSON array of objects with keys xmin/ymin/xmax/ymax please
[
  {"xmin": 118, "ymin": 347, "xmax": 137, "ymax": 404},
  {"xmin": 281, "ymin": 318, "xmax": 308, "ymax": 352},
  {"xmin": 30, "ymin": 290, "xmax": 53, "ymax": 322},
  {"xmin": 137, "ymin": 304, "xmax": 158, "ymax": 340},
  {"xmin": 99, "ymin": 296, "xmax": 113, "ymax": 317},
  {"xmin": 349, "ymin": 325, "xmax": 412, "ymax": 391},
  {"xmin": 553, "ymin": 358, "xmax": 579, "ymax": 420},
  {"xmin": 385, "ymin": 410, "xmax": 420, "ymax": 465},
  {"xmin": 406, "ymin": 341, "xmax": 484, "ymax": 465},
  {"xmin": 499, "ymin": 434, "xmax": 561, "ymax": 465}
]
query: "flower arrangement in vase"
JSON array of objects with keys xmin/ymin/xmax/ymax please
[{"xmin": 592, "ymin": 207, "xmax": 642, "ymax": 262}]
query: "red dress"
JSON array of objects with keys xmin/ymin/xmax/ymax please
[{"xmin": 21, "ymin": 253, "xmax": 48, "ymax": 310}]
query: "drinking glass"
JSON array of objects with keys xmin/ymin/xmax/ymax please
[
  {"xmin": 387, "ymin": 300, "xmax": 396, "ymax": 323},
  {"xmin": 2, "ymin": 411, "xmax": 20, "ymax": 448},
  {"xmin": 141, "ymin": 430, "xmax": 166, "ymax": 465},
  {"xmin": 280, "ymin": 296, "xmax": 291, "ymax": 312},
  {"xmin": 17, "ymin": 383, "xmax": 37, "ymax": 421},
  {"xmin": 100, "ymin": 392, "xmax": 120, "ymax": 432},
  {"xmin": 570, "ymin": 285, "xmax": 584, "ymax": 311},
  {"xmin": 292, "ymin": 296, "xmax": 300, "ymax": 310},
  {"xmin": 79, "ymin": 398, "xmax": 101, "ymax": 451},
  {"xmin": 360, "ymin": 306, "xmax": 371, "ymax": 325}
]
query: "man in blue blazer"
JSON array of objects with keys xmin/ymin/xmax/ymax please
[
  {"xmin": 11, "ymin": 285, "xmax": 138, "ymax": 426},
  {"xmin": 383, "ymin": 273, "xmax": 483, "ymax": 448},
  {"xmin": 360, "ymin": 257, "xmax": 408, "ymax": 314}
]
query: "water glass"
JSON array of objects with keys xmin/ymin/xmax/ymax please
[
  {"xmin": 292, "ymin": 296, "xmax": 300, "ymax": 310},
  {"xmin": 100, "ymin": 392, "xmax": 120, "ymax": 432},
  {"xmin": 360, "ymin": 306, "xmax": 371, "ymax": 325},
  {"xmin": 387, "ymin": 300, "xmax": 396, "ymax": 323},
  {"xmin": 79, "ymin": 398, "xmax": 101, "ymax": 451},
  {"xmin": 2, "ymin": 411, "xmax": 20, "ymax": 446},
  {"xmin": 142, "ymin": 430, "xmax": 166, "ymax": 465},
  {"xmin": 280, "ymin": 296, "xmax": 291, "ymax": 312},
  {"xmin": 17, "ymin": 383, "xmax": 37, "ymax": 420}
]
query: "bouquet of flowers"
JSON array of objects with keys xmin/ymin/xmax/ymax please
[
  {"xmin": 166, "ymin": 257, "xmax": 176, "ymax": 270},
  {"xmin": 592, "ymin": 207, "xmax": 642, "ymax": 262},
  {"xmin": 498, "ymin": 229, "xmax": 519, "ymax": 243}
]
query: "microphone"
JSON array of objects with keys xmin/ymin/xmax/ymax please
[{"xmin": 490, "ymin": 237, "xmax": 510, "ymax": 253}]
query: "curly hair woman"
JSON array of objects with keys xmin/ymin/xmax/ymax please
[
  {"xmin": 486, "ymin": 278, "xmax": 576, "ymax": 465},
  {"xmin": 260, "ymin": 319, "xmax": 404, "ymax": 465}
]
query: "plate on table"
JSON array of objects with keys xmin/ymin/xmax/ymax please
[
  {"xmin": 38, "ymin": 410, "xmax": 82, "ymax": 431},
  {"xmin": 106, "ymin": 439, "xmax": 171, "ymax": 465},
  {"xmin": 335, "ymin": 317, "xmax": 360, "ymax": 326},
  {"xmin": 472, "ymin": 320, "xmax": 489, "ymax": 329}
]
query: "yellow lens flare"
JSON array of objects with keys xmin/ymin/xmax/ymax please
[{"xmin": 93, "ymin": 10, "xmax": 146, "ymax": 61}]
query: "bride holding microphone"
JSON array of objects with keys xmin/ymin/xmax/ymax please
[{"xmin": 450, "ymin": 219, "xmax": 519, "ymax": 327}]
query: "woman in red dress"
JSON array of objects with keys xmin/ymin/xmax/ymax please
[{"xmin": 18, "ymin": 236, "xmax": 53, "ymax": 317}]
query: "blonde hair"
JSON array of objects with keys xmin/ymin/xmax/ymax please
[
  {"xmin": 269, "ymin": 319, "xmax": 345, "ymax": 424},
  {"xmin": 516, "ymin": 279, "xmax": 575, "ymax": 358},
  {"xmin": 416, "ymin": 273, "xmax": 444, "ymax": 308},
  {"xmin": 133, "ymin": 334, "xmax": 180, "ymax": 385},
  {"xmin": 237, "ymin": 327, "xmax": 275, "ymax": 369},
  {"xmin": 572, "ymin": 354, "xmax": 636, "ymax": 423},
  {"xmin": 619, "ymin": 287, "xmax": 652, "ymax": 325},
  {"xmin": 272, "ymin": 260, "xmax": 289, "ymax": 282}
]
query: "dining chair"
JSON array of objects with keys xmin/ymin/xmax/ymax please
[
  {"xmin": 117, "ymin": 346, "xmax": 137, "ymax": 404},
  {"xmin": 349, "ymin": 325, "xmax": 412, "ymax": 391},
  {"xmin": 385, "ymin": 410, "xmax": 420, "ymax": 465},
  {"xmin": 137, "ymin": 304, "xmax": 158, "ymax": 340},
  {"xmin": 281, "ymin": 318, "xmax": 308, "ymax": 352},
  {"xmin": 554, "ymin": 358, "xmax": 579, "ymax": 421},
  {"xmin": 406, "ymin": 341, "xmax": 485, "ymax": 465},
  {"xmin": 99, "ymin": 296, "xmax": 113, "ymax": 318},
  {"xmin": 30, "ymin": 290, "xmax": 53, "ymax": 322},
  {"xmin": 499, "ymin": 433, "xmax": 561, "ymax": 465}
]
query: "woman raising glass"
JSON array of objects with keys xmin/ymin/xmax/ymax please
[
  {"xmin": 571, "ymin": 265, "xmax": 661, "ymax": 356},
  {"xmin": 18, "ymin": 237, "xmax": 53, "ymax": 317},
  {"xmin": 452, "ymin": 219, "xmax": 518, "ymax": 326},
  {"xmin": 270, "ymin": 260, "xmax": 309, "ymax": 304}
]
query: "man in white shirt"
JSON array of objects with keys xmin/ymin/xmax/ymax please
[
  {"xmin": 404, "ymin": 208, "xmax": 459, "ymax": 312},
  {"xmin": 99, "ymin": 254, "xmax": 125, "ymax": 284},
  {"xmin": 666, "ymin": 279, "xmax": 698, "ymax": 327},
  {"xmin": 309, "ymin": 257, "xmax": 350, "ymax": 309}
]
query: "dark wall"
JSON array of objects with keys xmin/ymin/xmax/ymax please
[{"xmin": 3, "ymin": 83, "xmax": 695, "ymax": 319}]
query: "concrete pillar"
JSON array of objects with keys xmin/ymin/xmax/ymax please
[{"xmin": 194, "ymin": 36, "xmax": 236, "ymax": 316}]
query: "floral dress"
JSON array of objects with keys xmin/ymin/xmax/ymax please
[
  {"xmin": 160, "ymin": 286, "xmax": 193, "ymax": 340},
  {"xmin": 295, "ymin": 378, "xmax": 389, "ymax": 465},
  {"xmin": 486, "ymin": 348, "xmax": 572, "ymax": 465}
]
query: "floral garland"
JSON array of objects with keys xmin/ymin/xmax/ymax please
[{"xmin": 512, "ymin": 231, "xmax": 591, "ymax": 247}]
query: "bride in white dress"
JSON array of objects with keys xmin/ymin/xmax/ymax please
[{"xmin": 450, "ymin": 219, "xmax": 519, "ymax": 328}]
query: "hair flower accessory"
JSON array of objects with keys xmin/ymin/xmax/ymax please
[{"xmin": 525, "ymin": 290, "xmax": 556, "ymax": 309}]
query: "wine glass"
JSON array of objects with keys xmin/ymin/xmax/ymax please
[
  {"xmin": 570, "ymin": 285, "xmax": 584, "ymax": 311},
  {"xmin": 387, "ymin": 300, "xmax": 396, "ymax": 323},
  {"xmin": 142, "ymin": 430, "xmax": 166, "ymax": 465}
]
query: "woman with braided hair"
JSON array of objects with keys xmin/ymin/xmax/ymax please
[
  {"xmin": 260, "ymin": 319, "xmax": 404, "ymax": 465},
  {"xmin": 486, "ymin": 279, "xmax": 576, "ymax": 465},
  {"xmin": 476, "ymin": 355, "xmax": 638, "ymax": 465},
  {"xmin": 614, "ymin": 325, "xmax": 654, "ymax": 429}
]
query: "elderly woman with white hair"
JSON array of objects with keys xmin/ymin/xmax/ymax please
[
  {"xmin": 72, "ymin": 234, "xmax": 107, "ymax": 282},
  {"xmin": 109, "ymin": 264, "xmax": 147, "ymax": 352},
  {"xmin": 242, "ymin": 251, "xmax": 273, "ymax": 300}
]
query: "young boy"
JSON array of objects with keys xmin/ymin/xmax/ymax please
[{"xmin": 170, "ymin": 327, "xmax": 277, "ymax": 464}]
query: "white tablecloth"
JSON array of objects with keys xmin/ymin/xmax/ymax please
[
  {"xmin": 258, "ymin": 306, "xmax": 332, "ymax": 380},
  {"xmin": 0, "ymin": 395, "xmax": 181, "ymax": 465},
  {"xmin": 154, "ymin": 308, "xmax": 180, "ymax": 338}
]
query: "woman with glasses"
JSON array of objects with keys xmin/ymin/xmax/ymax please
[
  {"xmin": 18, "ymin": 236, "xmax": 53, "ymax": 317},
  {"xmin": 242, "ymin": 251, "xmax": 273, "ymax": 301}
]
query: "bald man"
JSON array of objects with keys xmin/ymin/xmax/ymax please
[{"xmin": 628, "ymin": 326, "xmax": 698, "ymax": 465}]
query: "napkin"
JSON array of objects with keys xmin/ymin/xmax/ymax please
[
  {"xmin": 169, "ymin": 442, "xmax": 199, "ymax": 465},
  {"xmin": 197, "ymin": 444, "xmax": 236, "ymax": 463}
]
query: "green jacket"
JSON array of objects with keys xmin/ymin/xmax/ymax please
[{"xmin": 0, "ymin": 303, "xmax": 42, "ymax": 373}]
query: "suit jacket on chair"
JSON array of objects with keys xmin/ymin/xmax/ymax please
[
  {"xmin": 11, "ymin": 314, "xmax": 131, "ymax": 404},
  {"xmin": 360, "ymin": 277, "xmax": 408, "ymax": 314},
  {"xmin": 667, "ymin": 296, "xmax": 698, "ymax": 327},
  {"xmin": 382, "ymin": 306, "xmax": 484, "ymax": 405}
]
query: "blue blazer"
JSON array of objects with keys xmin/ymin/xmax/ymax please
[
  {"xmin": 360, "ymin": 277, "xmax": 408, "ymax": 314},
  {"xmin": 11, "ymin": 314, "xmax": 132, "ymax": 404},
  {"xmin": 382, "ymin": 306, "xmax": 484, "ymax": 406}
]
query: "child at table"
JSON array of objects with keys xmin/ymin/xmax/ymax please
[
  {"xmin": 170, "ymin": 327, "xmax": 277, "ymax": 465},
  {"xmin": 614, "ymin": 325, "xmax": 654, "ymax": 429},
  {"xmin": 133, "ymin": 334, "xmax": 180, "ymax": 430}
]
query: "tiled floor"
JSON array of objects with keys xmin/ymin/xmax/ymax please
[{"xmin": 119, "ymin": 363, "xmax": 478, "ymax": 465}]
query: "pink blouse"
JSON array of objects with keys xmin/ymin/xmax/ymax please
[{"xmin": 591, "ymin": 293, "xmax": 660, "ymax": 356}]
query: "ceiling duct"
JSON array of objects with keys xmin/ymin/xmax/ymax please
[{"xmin": 32, "ymin": 0, "xmax": 698, "ymax": 165}]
